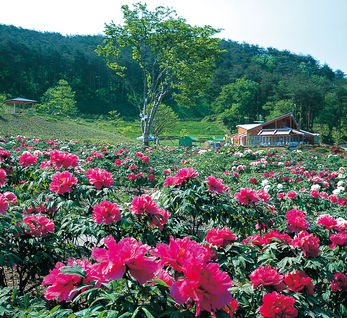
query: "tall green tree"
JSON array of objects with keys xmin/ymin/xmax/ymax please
[
  {"xmin": 151, "ymin": 104, "xmax": 178, "ymax": 143},
  {"xmin": 39, "ymin": 79, "xmax": 78, "ymax": 116},
  {"xmin": 214, "ymin": 77, "xmax": 259, "ymax": 131},
  {"xmin": 96, "ymin": 2, "xmax": 223, "ymax": 145}
]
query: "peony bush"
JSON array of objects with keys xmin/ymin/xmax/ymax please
[{"xmin": 0, "ymin": 135, "xmax": 346, "ymax": 317}]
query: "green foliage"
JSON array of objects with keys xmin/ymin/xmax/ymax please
[
  {"xmin": 214, "ymin": 77, "xmax": 259, "ymax": 131},
  {"xmin": 38, "ymin": 79, "xmax": 78, "ymax": 116},
  {"xmin": 96, "ymin": 2, "xmax": 223, "ymax": 144},
  {"xmin": 151, "ymin": 104, "xmax": 178, "ymax": 140}
]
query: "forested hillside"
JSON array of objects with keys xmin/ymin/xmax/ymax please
[{"xmin": 0, "ymin": 24, "xmax": 346, "ymax": 143}]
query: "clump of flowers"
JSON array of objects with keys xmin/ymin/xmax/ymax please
[
  {"xmin": 259, "ymin": 292, "xmax": 298, "ymax": 317},
  {"xmin": 0, "ymin": 168, "xmax": 6, "ymax": 187},
  {"xmin": 18, "ymin": 152, "xmax": 38, "ymax": 167},
  {"xmin": 234, "ymin": 188, "xmax": 259, "ymax": 206},
  {"xmin": 0, "ymin": 194, "xmax": 9, "ymax": 215},
  {"xmin": 284, "ymin": 269, "xmax": 315, "ymax": 295},
  {"xmin": 164, "ymin": 167, "xmax": 198, "ymax": 186},
  {"xmin": 152, "ymin": 236, "xmax": 232, "ymax": 316},
  {"xmin": 205, "ymin": 227, "xmax": 237, "ymax": 247},
  {"xmin": 205, "ymin": 176, "xmax": 229, "ymax": 194},
  {"xmin": 292, "ymin": 231, "xmax": 321, "ymax": 258},
  {"xmin": 92, "ymin": 235, "xmax": 158, "ymax": 284},
  {"xmin": 330, "ymin": 273, "xmax": 347, "ymax": 292},
  {"xmin": 49, "ymin": 171, "xmax": 78, "ymax": 194},
  {"xmin": 329, "ymin": 232, "xmax": 347, "ymax": 248},
  {"xmin": 92, "ymin": 200, "xmax": 121, "ymax": 225},
  {"xmin": 130, "ymin": 194, "xmax": 170, "ymax": 230},
  {"xmin": 316, "ymin": 214, "xmax": 337, "ymax": 230},
  {"xmin": 50, "ymin": 150, "xmax": 79, "ymax": 169},
  {"xmin": 86, "ymin": 167, "xmax": 113, "ymax": 189},
  {"xmin": 286, "ymin": 209, "xmax": 309, "ymax": 233},
  {"xmin": 249, "ymin": 265, "xmax": 285, "ymax": 291},
  {"xmin": 21, "ymin": 215, "xmax": 54, "ymax": 237},
  {"xmin": 42, "ymin": 259, "xmax": 105, "ymax": 302}
]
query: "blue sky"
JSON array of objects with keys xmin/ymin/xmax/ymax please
[{"xmin": 1, "ymin": 0, "xmax": 346, "ymax": 73}]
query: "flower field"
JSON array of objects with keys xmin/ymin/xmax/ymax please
[{"xmin": 0, "ymin": 136, "xmax": 346, "ymax": 317}]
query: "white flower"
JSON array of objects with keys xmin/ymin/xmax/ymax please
[
  {"xmin": 277, "ymin": 184, "xmax": 283, "ymax": 190},
  {"xmin": 311, "ymin": 184, "xmax": 321, "ymax": 191},
  {"xmin": 261, "ymin": 180, "xmax": 269, "ymax": 187},
  {"xmin": 337, "ymin": 181, "xmax": 344, "ymax": 187},
  {"xmin": 337, "ymin": 186, "xmax": 345, "ymax": 193},
  {"xmin": 333, "ymin": 188, "xmax": 341, "ymax": 195},
  {"xmin": 264, "ymin": 185, "xmax": 271, "ymax": 192}
]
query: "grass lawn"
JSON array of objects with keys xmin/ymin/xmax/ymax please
[
  {"xmin": 0, "ymin": 114, "xmax": 131, "ymax": 144},
  {"xmin": 0, "ymin": 113, "xmax": 227, "ymax": 145}
]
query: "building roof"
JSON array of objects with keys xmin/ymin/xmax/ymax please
[
  {"xmin": 237, "ymin": 113, "xmax": 297, "ymax": 131},
  {"xmin": 3, "ymin": 97, "xmax": 38, "ymax": 104},
  {"xmin": 237, "ymin": 123, "xmax": 262, "ymax": 130}
]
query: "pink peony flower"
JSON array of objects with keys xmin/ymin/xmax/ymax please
[
  {"xmin": 174, "ymin": 167, "xmax": 199, "ymax": 185},
  {"xmin": 0, "ymin": 168, "xmax": 6, "ymax": 187},
  {"xmin": 49, "ymin": 171, "xmax": 78, "ymax": 194},
  {"xmin": 205, "ymin": 227, "xmax": 237, "ymax": 247},
  {"xmin": 330, "ymin": 273, "xmax": 347, "ymax": 292},
  {"xmin": 92, "ymin": 201, "xmax": 121, "ymax": 225},
  {"xmin": 316, "ymin": 214, "xmax": 337, "ymax": 230},
  {"xmin": 284, "ymin": 270, "xmax": 315, "ymax": 295},
  {"xmin": 152, "ymin": 236, "xmax": 210, "ymax": 273},
  {"xmin": 329, "ymin": 195, "xmax": 338, "ymax": 204},
  {"xmin": 18, "ymin": 152, "xmax": 38, "ymax": 167},
  {"xmin": 42, "ymin": 259, "xmax": 105, "ymax": 302},
  {"xmin": 250, "ymin": 265, "xmax": 285, "ymax": 291},
  {"xmin": 286, "ymin": 209, "xmax": 309, "ymax": 233},
  {"xmin": 0, "ymin": 194, "xmax": 9, "ymax": 215},
  {"xmin": 234, "ymin": 188, "xmax": 259, "ymax": 206},
  {"xmin": 50, "ymin": 150, "xmax": 79, "ymax": 169},
  {"xmin": 257, "ymin": 189, "xmax": 270, "ymax": 203},
  {"xmin": 260, "ymin": 292, "xmax": 298, "ymax": 318},
  {"xmin": 286, "ymin": 190, "xmax": 297, "ymax": 200},
  {"xmin": 86, "ymin": 167, "xmax": 113, "ymax": 189},
  {"xmin": 292, "ymin": 231, "xmax": 321, "ymax": 258},
  {"xmin": 170, "ymin": 262, "xmax": 232, "ymax": 316},
  {"xmin": 21, "ymin": 215, "xmax": 54, "ymax": 237},
  {"xmin": 92, "ymin": 235, "xmax": 158, "ymax": 284},
  {"xmin": 310, "ymin": 190, "xmax": 320, "ymax": 198},
  {"xmin": 206, "ymin": 176, "xmax": 229, "ymax": 194},
  {"xmin": 329, "ymin": 232, "xmax": 347, "ymax": 248}
]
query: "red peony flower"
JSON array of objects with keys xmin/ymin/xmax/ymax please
[
  {"xmin": 49, "ymin": 171, "xmax": 78, "ymax": 194},
  {"xmin": 0, "ymin": 168, "xmax": 6, "ymax": 187},
  {"xmin": 316, "ymin": 214, "xmax": 337, "ymax": 230},
  {"xmin": 18, "ymin": 152, "xmax": 38, "ymax": 167},
  {"xmin": 286, "ymin": 190, "xmax": 297, "ymax": 200},
  {"xmin": 92, "ymin": 200, "xmax": 121, "ymax": 225},
  {"xmin": 21, "ymin": 215, "xmax": 54, "ymax": 237},
  {"xmin": 286, "ymin": 209, "xmax": 309, "ymax": 233},
  {"xmin": 0, "ymin": 194, "xmax": 9, "ymax": 215},
  {"xmin": 249, "ymin": 265, "xmax": 285, "ymax": 291},
  {"xmin": 257, "ymin": 189, "xmax": 270, "ymax": 203},
  {"xmin": 152, "ymin": 236, "xmax": 210, "ymax": 273},
  {"xmin": 250, "ymin": 177, "xmax": 258, "ymax": 184},
  {"xmin": 49, "ymin": 150, "xmax": 79, "ymax": 169},
  {"xmin": 234, "ymin": 188, "xmax": 259, "ymax": 206},
  {"xmin": 170, "ymin": 262, "xmax": 232, "ymax": 316},
  {"xmin": 205, "ymin": 227, "xmax": 237, "ymax": 247},
  {"xmin": 284, "ymin": 270, "xmax": 314, "ymax": 295},
  {"xmin": 329, "ymin": 232, "xmax": 347, "ymax": 248},
  {"xmin": 260, "ymin": 292, "xmax": 298, "ymax": 317},
  {"xmin": 310, "ymin": 190, "xmax": 320, "ymax": 198},
  {"xmin": 92, "ymin": 235, "xmax": 158, "ymax": 284},
  {"xmin": 330, "ymin": 273, "xmax": 347, "ymax": 292},
  {"xmin": 42, "ymin": 259, "xmax": 105, "ymax": 302},
  {"xmin": 86, "ymin": 167, "xmax": 113, "ymax": 189},
  {"xmin": 292, "ymin": 231, "xmax": 321, "ymax": 258},
  {"xmin": 329, "ymin": 195, "xmax": 338, "ymax": 204},
  {"xmin": 206, "ymin": 176, "xmax": 229, "ymax": 194}
]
